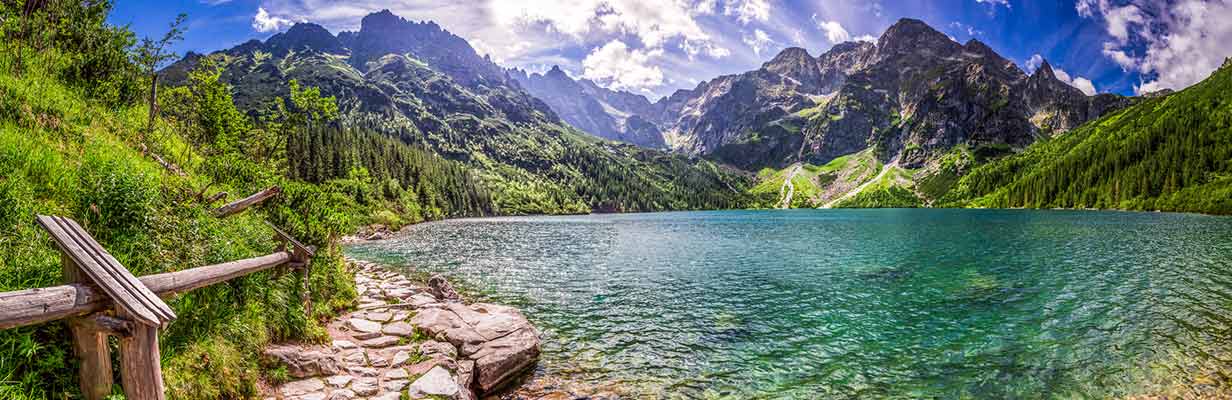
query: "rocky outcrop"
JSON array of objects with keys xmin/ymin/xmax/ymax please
[{"xmin": 265, "ymin": 260, "xmax": 542, "ymax": 400}]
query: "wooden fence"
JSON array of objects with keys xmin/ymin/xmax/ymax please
[{"xmin": 0, "ymin": 187, "xmax": 312, "ymax": 400}]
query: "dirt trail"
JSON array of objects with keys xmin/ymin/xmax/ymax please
[
  {"xmin": 778, "ymin": 164, "xmax": 802, "ymax": 209},
  {"xmin": 821, "ymin": 162, "xmax": 895, "ymax": 209}
]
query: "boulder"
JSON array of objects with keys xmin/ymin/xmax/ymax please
[
  {"xmin": 468, "ymin": 327, "xmax": 540, "ymax": 393},
  {"xmin": 428, "ymin": 274, "xmax": 462, "ymax": 302},
  {"xmin": 263, "ymin": 346, "xmax": 342, "ymax": 378}
]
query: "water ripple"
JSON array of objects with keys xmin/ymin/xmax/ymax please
[{"xmin": 347, "ymin": 209, "xmax": 1232, "ymax": 398}]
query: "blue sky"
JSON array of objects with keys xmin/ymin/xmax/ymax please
[{"xmin": 111, "ymin": 0, "xmax": 1232, "ymax": 100}]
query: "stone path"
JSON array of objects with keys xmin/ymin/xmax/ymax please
[{"xmin": 264, "ymin": 260, "xmax": 542, "ymax": 400}]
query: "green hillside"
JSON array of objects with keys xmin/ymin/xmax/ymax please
[
  {"xmin": 0, "ymin": 2, "xmax": 490, "ymax": 398},
  {"xmin": 940, "ymin": 61, "xmax": 1232, "ymax": 214}
]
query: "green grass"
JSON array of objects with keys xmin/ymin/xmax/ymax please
[{"xmin": 0, "ymin": 50, "xmax": 356, "ymax": 400}]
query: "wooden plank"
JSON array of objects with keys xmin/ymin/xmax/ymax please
[
  {"xmin": 138, "ymin": 252, "xmax": 294, "ymax": 298},
  {"xmin": 37, "ymin": 216, "xmax": 174, "ymax": 326},
  {"xmin": 60, "ymin": 218, "xmax": 176, "ymax": 323},
  {"xmin": 266, "ymin": 221, "xmax": 315, "ymax": 260},
  {"xmin": 0, "ymin": 252, "xmax": 291, "ymax": 330},
  {"xmin": 213, "ymin": 186, "xmax": 281, "ymax": 218},
  {"xmin": 118, "ymin": 309, "xmax": 165, "ymax": 400},
  {"xmin": 63, "ymin": 254, "xmax": 113, "ymax": 400}
]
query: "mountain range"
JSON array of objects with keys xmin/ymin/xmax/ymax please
[
  {"xmin": 162, "ymin": 9, "xmax": 1232, "ymax": 213},
  {"xmin": 518, "ymin": 18, "xmax": 1131, "ymax": 171},
  {"xmin": 163, "ymin": 10, "xmax": 750, "ymax": 214}
]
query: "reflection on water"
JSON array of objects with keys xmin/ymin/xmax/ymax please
[{"xmin": 346, "ymin": 209, "xmax": 1232, "ymax": 398}]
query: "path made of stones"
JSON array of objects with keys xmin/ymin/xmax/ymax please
[{"xmin": 265, "ymin": 261, "xmax": 540, "ymax": 400}]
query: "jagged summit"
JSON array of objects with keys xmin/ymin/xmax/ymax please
[
  {"xmin": 768, "ymin": 47, "xmax": 813, "ymax": 63},
  {"xmin": 266, "ymin": 23, "xmax": 344, "ymax": 55},
  {"xmin": 545, "ymin": 65, "xmax": 568, "ymax": 78},
  {"xmin": 1032, "ymin": 58, "xmax": 1056, "ymax": 80}
]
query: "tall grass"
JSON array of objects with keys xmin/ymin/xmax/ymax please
[{"xmin": 0, "ymin": 50, "xmax": 355, "ymax": 399}]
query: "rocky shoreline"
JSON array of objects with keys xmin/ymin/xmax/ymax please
[{"xmin": 263, "ymin": 259, "xmax": 543, "ymax": 399}]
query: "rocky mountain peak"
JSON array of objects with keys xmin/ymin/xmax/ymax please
[
  {"xmin": 875, "ymin": 18, "xmax": 961, "ymax": 60},
  {"xmin": 766, "ymin": 47, "xmax": 813, "ymax": 66},
  {"xmin": 266, "ymin": 23, "xmax": 344, "ymax": 55},
  {"xmin": 359, "ymin": 9, "xmax": 404, "ymax": 32},
  {"xmin": 545, "ymin": 65, "xmax": 568, "ymax": 79},
  {"xmin": 1032, "ymin": 58, "xmax": 1056, "ymax": 80},
  {"xmin": 1223, "ymin": 57, "xmax": 1232, "ymax": 70}
]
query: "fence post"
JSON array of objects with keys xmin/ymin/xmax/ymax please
[
  {"xmin": 117, "ymin": 310, "xmax": 165, "ymax": 400},
  {"xmin": 62, "ymin": 254, "xmax": 114, "ymax": 400}
]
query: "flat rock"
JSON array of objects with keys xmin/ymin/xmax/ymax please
[
  {"xmin": 342, "ymin": 351, "xmax": 366, "ymax": 365},
  {"xmin": 390, "ymin": 350, "xmax": 412, "ymax": 367},
  {"xmin": 332, "ymin": 340, "xmax": 357, "ymax": 350},
  {"xmin": 385, "ymin": 368, "xmax": 410, "ymax": 380},
  {"xmin": 418, "ymin": 340, "xmax": 458, "ymax": 360},
  {"xmin": 360, "ymin": 335, "xmax": 400, "ymax": 348},
  {"xmin": 407, "ymin": 366, "xmax": 461, "ymax": 398},
  {"xmin": 407, "ymin": 293, "xmax": 438, "ymax": 307},
  {"xmin": 326, "ymin": 389, "xmax": 356, "ymax": 400},
  {"xmin": 347, "ymin": 366, "xmax": 379, "ymax": 377},
  {"xmin": 351, "ymin": 377, "xmax": 379, "ymax": 396},
  {"xmin": 290, "ymin": 394, "xmax": 325, "ymax": 400},
  {"xmin": 325, "ymin": 375, "xmax": 353, "ymax": 388},
  {"xmin": 382, "ymin": 322, "xmax": 415, "ymax": 337},
  {"xmin": 449, "ymin": 303, "xmax": 531, "ymax": 341},
  {"xmin": 346, "ymin": 318, "xmax": 382, "ymax": 334},
  {"xmin": 352, "ymin": 331, "xmax": 382, "ymax": 340},
  {"xmin": 371, "ymin": 393, "xmax": 401, "ymax": 400},
  {"xmin": 263, "ymin": 346, "xmax": 342, "ymax": 379},
  {"xmin": 365, "ymin": 312, "xmax": 393, "ymax": 322},
  {"xmin": 381, "ymin": 379, "xmax": 409, "ymax": 391},
  {"xmin": 280, "ymin": 378, "xmax": 325, "ymax": 397}
]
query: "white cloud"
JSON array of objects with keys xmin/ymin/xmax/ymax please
[
  {"xmin": 1053, "ymin": 67, "xmax": 1098, "ymax": 95},
  {"xmin": 252, "ymin": 7, "xmax": 293, "ymax": 32},
  {"xmin": 724, "ymin": 0, "xmax": 771, "ymax": 25},
  {"xmin": 1078, "ymin": 0, "xmax": 1232, "ymax": 94},
  {"xmin": 489, "ymin": 0, "xmax": 728, "ymax": 59},
  {"xmin": 695, "ymin": 0, "xmax": 717, "ymax": 15},
  {"xmin": 1101, "ymin": 42, "xmax": 1136, "ymax": 71},
  {"xmin": 976, "ymin": 0, "xmax": 1010, "ymax": 8},
  {"xmin": 742, "ymin": 29, "xmax": 774, "ymax": 56},
  {"xmin": 581, "ymin": 40, "xmax": 665, "ymax": 93},
  {"xmin": 812, "ymin": 16, "xmax": 850, "ymax": 43},
  {"xmin": 1024, "ymin": 54, "xmax": 1044, "ymax": 74}
]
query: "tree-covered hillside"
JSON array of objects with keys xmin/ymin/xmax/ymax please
[
  {"xmin": 162, "ymin": 14, "xmax": 753, "ymax": 214},
  {"xmin": 940, "ymin": 60, "xmax": 1232, "ymax": 214}
]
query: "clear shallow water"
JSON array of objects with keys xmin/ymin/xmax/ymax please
[{"xmin": 346, "ymin": 209, "xmax": 1232, "ymax": 399}]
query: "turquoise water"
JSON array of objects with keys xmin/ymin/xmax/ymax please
[{"xmin": 345, "ymin": 209, "xmax": 1232, "ymax": 398}]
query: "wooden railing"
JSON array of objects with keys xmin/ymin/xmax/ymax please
[{"xmin": 0, "ymin": 207, "xmax": 313, "ymax": 400}]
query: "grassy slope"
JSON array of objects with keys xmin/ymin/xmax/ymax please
[
  {"xmin": 0, "ymin": 52, "xmax": 354, "ymax": 399},
  {"xmin": 748, "ymin": 149, "xmax": 884, "ymax": 208},
  {"xmin": 940, "ymin": 64, "xmax": 1232, "ymax": 214}
]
